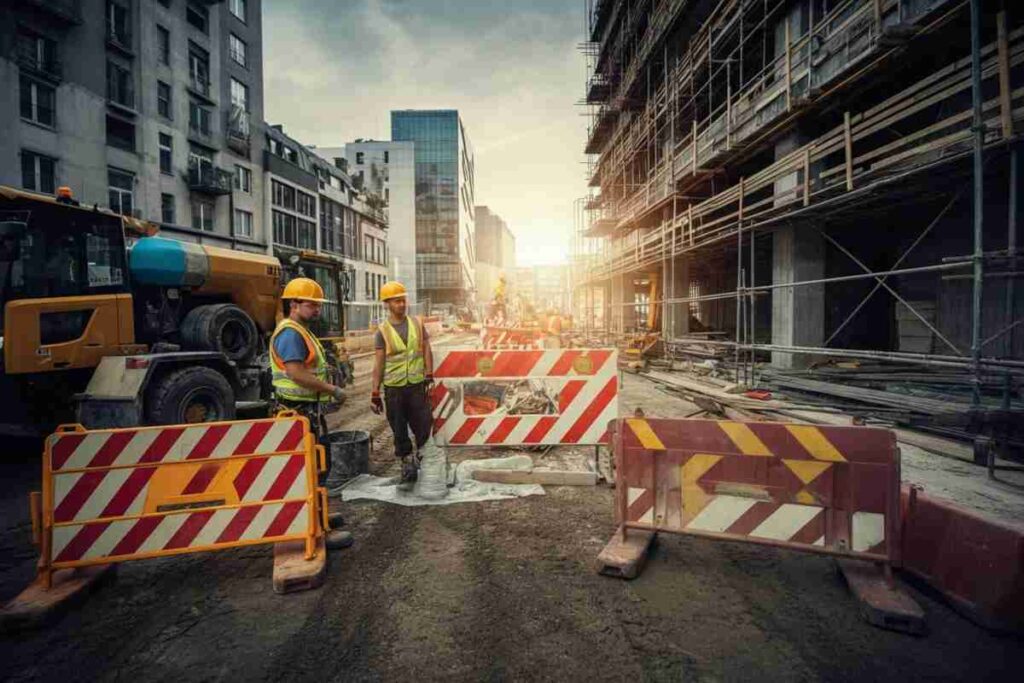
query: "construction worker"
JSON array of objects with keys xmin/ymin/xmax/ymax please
[
  {"xmin": 270, "ymin": 277, "xmax": 352, "ymax": 549},
  {"xmin": 370, "ymin": 281, "xmax": 434, "ymax": 490}
]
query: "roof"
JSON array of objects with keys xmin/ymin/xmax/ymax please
[{"xmin": 0, "ymin": 185, "xmax": 159, "ymax": 236}]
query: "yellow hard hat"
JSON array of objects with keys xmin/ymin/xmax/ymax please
[
  {"xmin": 282, "ymin": 277, "xmax": 329, "ymax": 302},
  {"xmin": 380, "ymin": 280, "xmax": 407, "ymax": 302}
]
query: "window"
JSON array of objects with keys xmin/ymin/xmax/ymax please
[
  {"xmin": 188, "ymin": 146, "xmax": 213, "ymax": 180},
  {"xmin": 21, "ymin": 151, "xmax": 56, "ymax": 194},
  {"xmin": 233, "ymin": 209, "xmax": 253, "ymax": 238},
  {"xmin": 159, "ymin": 133, "xmax": 173, "ymax": 174},
  {"xmin": 157, "ymin": 25, "xmax": 170, "ymax": 65},
  {"xmin": 188, "ymin": 44, "xmax": 209, "ymax": 95},
  {"xmin": 161, "ymin": 193, "xmax": 175, "ymax": 223},
  {"xmin": 106, "ymin": 116, "xmax": 135, "ymax": 151},
  {"xmin": 356, "ymin": 152, "xmax": 364, "ymax": 165},
  {"xmin": 107, "ymin": 61, "xmax": 134, "ymax": 108},
  {"xmin": 191, "ymin": 198, "xmax": 214, "ymax": 231},
  {"xmin": 108, "ymin": 169, "xmax": 134, "ymax": 216},
  {"xmin": 107, "ymin": 1, "xmax": 131, "ymax": 47},
  {"xmin": 229, "ymin": 34, "xmax": 247, "ymax": 67},
  {"xmin": 188, "ymin": 101, "xmax": 211, "ymax": 136},
  {"xmin": 186, "ymin": 3, "xmax": 208, "ymax": 33},
  {"xmin": 20, "ymin": 76, "xmax": 55, "ymax": 127},
  {"xmin": 230, "ymin": 78, "xmax": 249, "ymax": 112},
  {"xmin": 158, "ymin": 0, "xmax": 170, "ymax": 6},
  {"xmin": 271, "ymin": 180, "xmax": 295, "ymax": 210},
  {"xmin": 229, "ymin": 0, "xmax": 246, "ymax": 22},
  {"xmin": 234, "ymin": 164, "xmax": 252, "ymax": 192},
  {"xmin": 157, "ymin": 81, "xmax": 172, "ymax": 119},
  {"xmin": 296, "ymin": 191, "xmax": 316, "ymax": 218},
  {"xmin": 384, "ymin": 150, "xmax": 389, "ymax": 163},
  {"xmin": 16, "ymin": 29, "xmax": 58, "ymax": 76}
]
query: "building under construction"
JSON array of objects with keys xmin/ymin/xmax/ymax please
[{"xmin": 574, "ymin": 0, "xmax": 1024, "ymax": 394}]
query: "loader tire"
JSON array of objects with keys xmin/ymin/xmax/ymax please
[
  {"xmin": 145, "ymin": 366, "xmax": 236, "ymax": 425},
  {"xmin": 180, "ymin": 303, "xmax": 258, "ymax": 364}
]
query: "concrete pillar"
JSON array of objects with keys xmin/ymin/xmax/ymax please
[
  {"xmin": 668, "ymin": 254, "xmax": 691, "ymax": 338},
  {"xmin": 620, "ymin": 277, "xmax": 637, "ymax": 332},
  {"xmin": 771, "ymin": 225, "xmax": 825, "ymax": 368}
]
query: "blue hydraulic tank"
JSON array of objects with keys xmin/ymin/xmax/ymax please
[{"xmin": 128, "ymin": 237, "xmax": 210, "ymax": 288}]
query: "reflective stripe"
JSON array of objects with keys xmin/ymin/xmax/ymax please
[
  {"xmin": 269, "ymin": 319, "xmax": 330, "ymax": 403},
  {"xmin": 380, "ymin": 316, "xmax": 425, "ymax": 388}
]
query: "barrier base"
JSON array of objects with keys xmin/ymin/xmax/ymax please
[
  {"xmin": 838, "ymin": 560, "xmax": 926, "ymax": 635},
  {"xmin": 0, "ymin": 564, "xmax": 114, "ymax": 631},
  {"xmin": 273, "ymin": 536, "xmax": 326, "ymax": 595},
  {"xmin": 597, "ymin": 527, "xmax": 655, "ymax": 579}
]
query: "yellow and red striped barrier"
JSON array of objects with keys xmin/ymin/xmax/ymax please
[
  {"xmin": 430, "ymin": 349, "xmax": 618, "ymax": 447},
  {"xmin": 38, "ymin": 414, "xmax": 326, "ymax": 587},
  {"xmin": 614, "ymin": 417, "xmax": 901, "ymax": 563}
]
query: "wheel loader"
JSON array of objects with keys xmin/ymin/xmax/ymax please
[{"xmin": 0, "ymin": 185, "xmax": 349, "ymax": 436}]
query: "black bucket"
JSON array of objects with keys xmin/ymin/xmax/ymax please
[{"xmin": 323, "ymin": 430, "xmax": 371, "ymax": 493}]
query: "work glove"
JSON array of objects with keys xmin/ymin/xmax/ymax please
[
  {"xmin": 423, "ymin": 374, "xmax": 435, "ymax": 390},
  {"xmin": 332, "ymin": 386, "xmax": 345, "ymax": 401},
  {"xmin": 371, "ymin": 392, "xmax": 384, "ymax": 415}
]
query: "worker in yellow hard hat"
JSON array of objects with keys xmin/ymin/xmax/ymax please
[
  {"xmin": 270, "ymin": 277, "xmax": 352, "ymax": 549},
  {"xmin": 371, "ymin": 280, "xmax": 434, "ymax": 490}
]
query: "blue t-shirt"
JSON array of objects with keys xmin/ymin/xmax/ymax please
[{"xmin": 273, "ymin": 328, "xmax": 309, "ymax": 364}]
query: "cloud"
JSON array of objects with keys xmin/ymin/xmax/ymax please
[{"xmin": 263, "ymin": 0, "xmax": 588, "ymax": 266}]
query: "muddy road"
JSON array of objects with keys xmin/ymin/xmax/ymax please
[{"xmin": 1, "ymin": 346, "xmax": 1022, "ymax": 681}]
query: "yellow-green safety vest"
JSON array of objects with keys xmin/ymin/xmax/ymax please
[
  {"xmin": 269, "ymin": 319, "xmax": 331, "ymax": 402},
  {"xmin": 379, "ymin": 316, "xmax": 425, "ymax": 388}
]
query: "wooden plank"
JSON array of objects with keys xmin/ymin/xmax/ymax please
[{"xmin": 471, "ymin": 469, "xmax": 598, "ymax": 486}]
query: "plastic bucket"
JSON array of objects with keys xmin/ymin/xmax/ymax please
[{"xmin": 323, "ymin": 430, "xmax": 371, "ymax": 493}]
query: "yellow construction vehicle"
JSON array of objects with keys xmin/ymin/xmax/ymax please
[{"xmin": 0, "ymin": 186, "xmax": 287, "ymax": 435}]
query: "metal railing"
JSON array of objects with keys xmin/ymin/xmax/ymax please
[{"xmin": 187, "ymin": 165, "xmax": 233, "ymax": 195}]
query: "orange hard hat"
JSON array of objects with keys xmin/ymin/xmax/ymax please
[
  {"xmin": 380, "ymin": 280, "xmax": 407, "ymax": 302},
  {"xmin": 282, "ymin": 277, "xmax": 330, "ymax": 302}
]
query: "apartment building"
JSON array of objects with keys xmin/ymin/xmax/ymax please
[{"xmin": 0, "ymin": 0, "xmax": 267, "ymax": 252}]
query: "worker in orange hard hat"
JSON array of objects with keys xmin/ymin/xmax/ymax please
[
  {"xmin": 270, "ymin": 277, "xmax": 352, "ymax": 549},
  {"xmin": 371, "ymin": 280, "xmax": 434, "ymax": 490}
]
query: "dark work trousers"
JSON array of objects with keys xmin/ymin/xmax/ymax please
[
  {"xmin": 384, "ymin": 383, "xmax": 432, "ymax": 460},
  {"xmin": 275, "ymin": 398, "xmax": 330, "ymax": 483}
]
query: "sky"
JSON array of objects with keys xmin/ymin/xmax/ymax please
[{"xmin": 262, "ymin": 0, "xmax": 590, "ymax": 267}]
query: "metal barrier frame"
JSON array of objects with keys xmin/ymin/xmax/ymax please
[
  {"xmin": 38, "ymin": 412, "xmax": 327, "ymax": 588},
  {"xmin": 613, "ymin": 417, "xmax": 902, "ymax": 568}
]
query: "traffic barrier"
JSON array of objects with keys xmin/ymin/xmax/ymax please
[
  {"xmin": 611, "ymin": 417, "xmax": 901, "ymax": 564},
  {"xmin": 900, "ymin": 484, "xmax": 1024, "ymax": 633},
  {"xmin": 430, "ymin": 349, "xmax": 618, "ymax": 447},
  {"xmin": 37, "ymin": 414, "xmax": 326, "ymax": 588},
  {"xmin": 480, "ymin": 326, "xmax": 544, "ymax": 350}
]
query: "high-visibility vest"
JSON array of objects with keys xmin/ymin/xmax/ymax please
[
  {"xmin": 379, "ymin": 316, "xmax": 425, "ymax": 387},
  {"xmin": 269, "ymin": 318, "xmax": 331, "ymax": 402}
]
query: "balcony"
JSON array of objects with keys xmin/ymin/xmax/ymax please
[
  {"xmin": 106, "ymin": 25, "xmax": 132, "ymax": 56},
  {"xmin": 106, "ymin": 80, "xmax": 135, "ymax": 113},
  {"xmin": 226, "ymin": 105, "xmax": 250, "ymax": 153},
  {"xmin": 188, "ymin": 73, "xmax": 211, "ymax": 99},
  {"xmin": 15, "ymin": 44, "xmax": 61, "ymax": 81},
  {"xmin": 187, "ymin": 165, "xmax": 233, "ymax": 195},
  {"xmin": 18, "ymin": 0, "xmax": 82, "ymax": 24}
]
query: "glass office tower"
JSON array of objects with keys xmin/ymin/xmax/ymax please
[{"xmin": 391, "ymin": 110, "xmax": 475, "ymax": 307}]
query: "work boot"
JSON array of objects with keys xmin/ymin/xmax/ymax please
[
  {"xmin": 325, "ymin": 529, "xmax": 354, "ymax": 550},
  {"xmin": 397, "ymin": 458, "xmax": 418, "ymax": 491},
  {"xmin": 327, "ymin": 511, "xmax": 345, "ymax": 529}
]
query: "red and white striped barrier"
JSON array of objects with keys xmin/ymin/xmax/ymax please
[
  {"xmin": 39, "ymin": 415, "xmax": 323, "ymax": 584},
  {"xmin": 480, "ymin": 326, "xmax": 544, "ymax": 350},
  {"xmin": 430, "ymin": 349, "xmax": 619, "ymax": 447}
]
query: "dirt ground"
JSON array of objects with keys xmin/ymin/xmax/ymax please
[{"xmin": 2, "ymin": 336, "xmax": 1023, "ymax": 682}]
